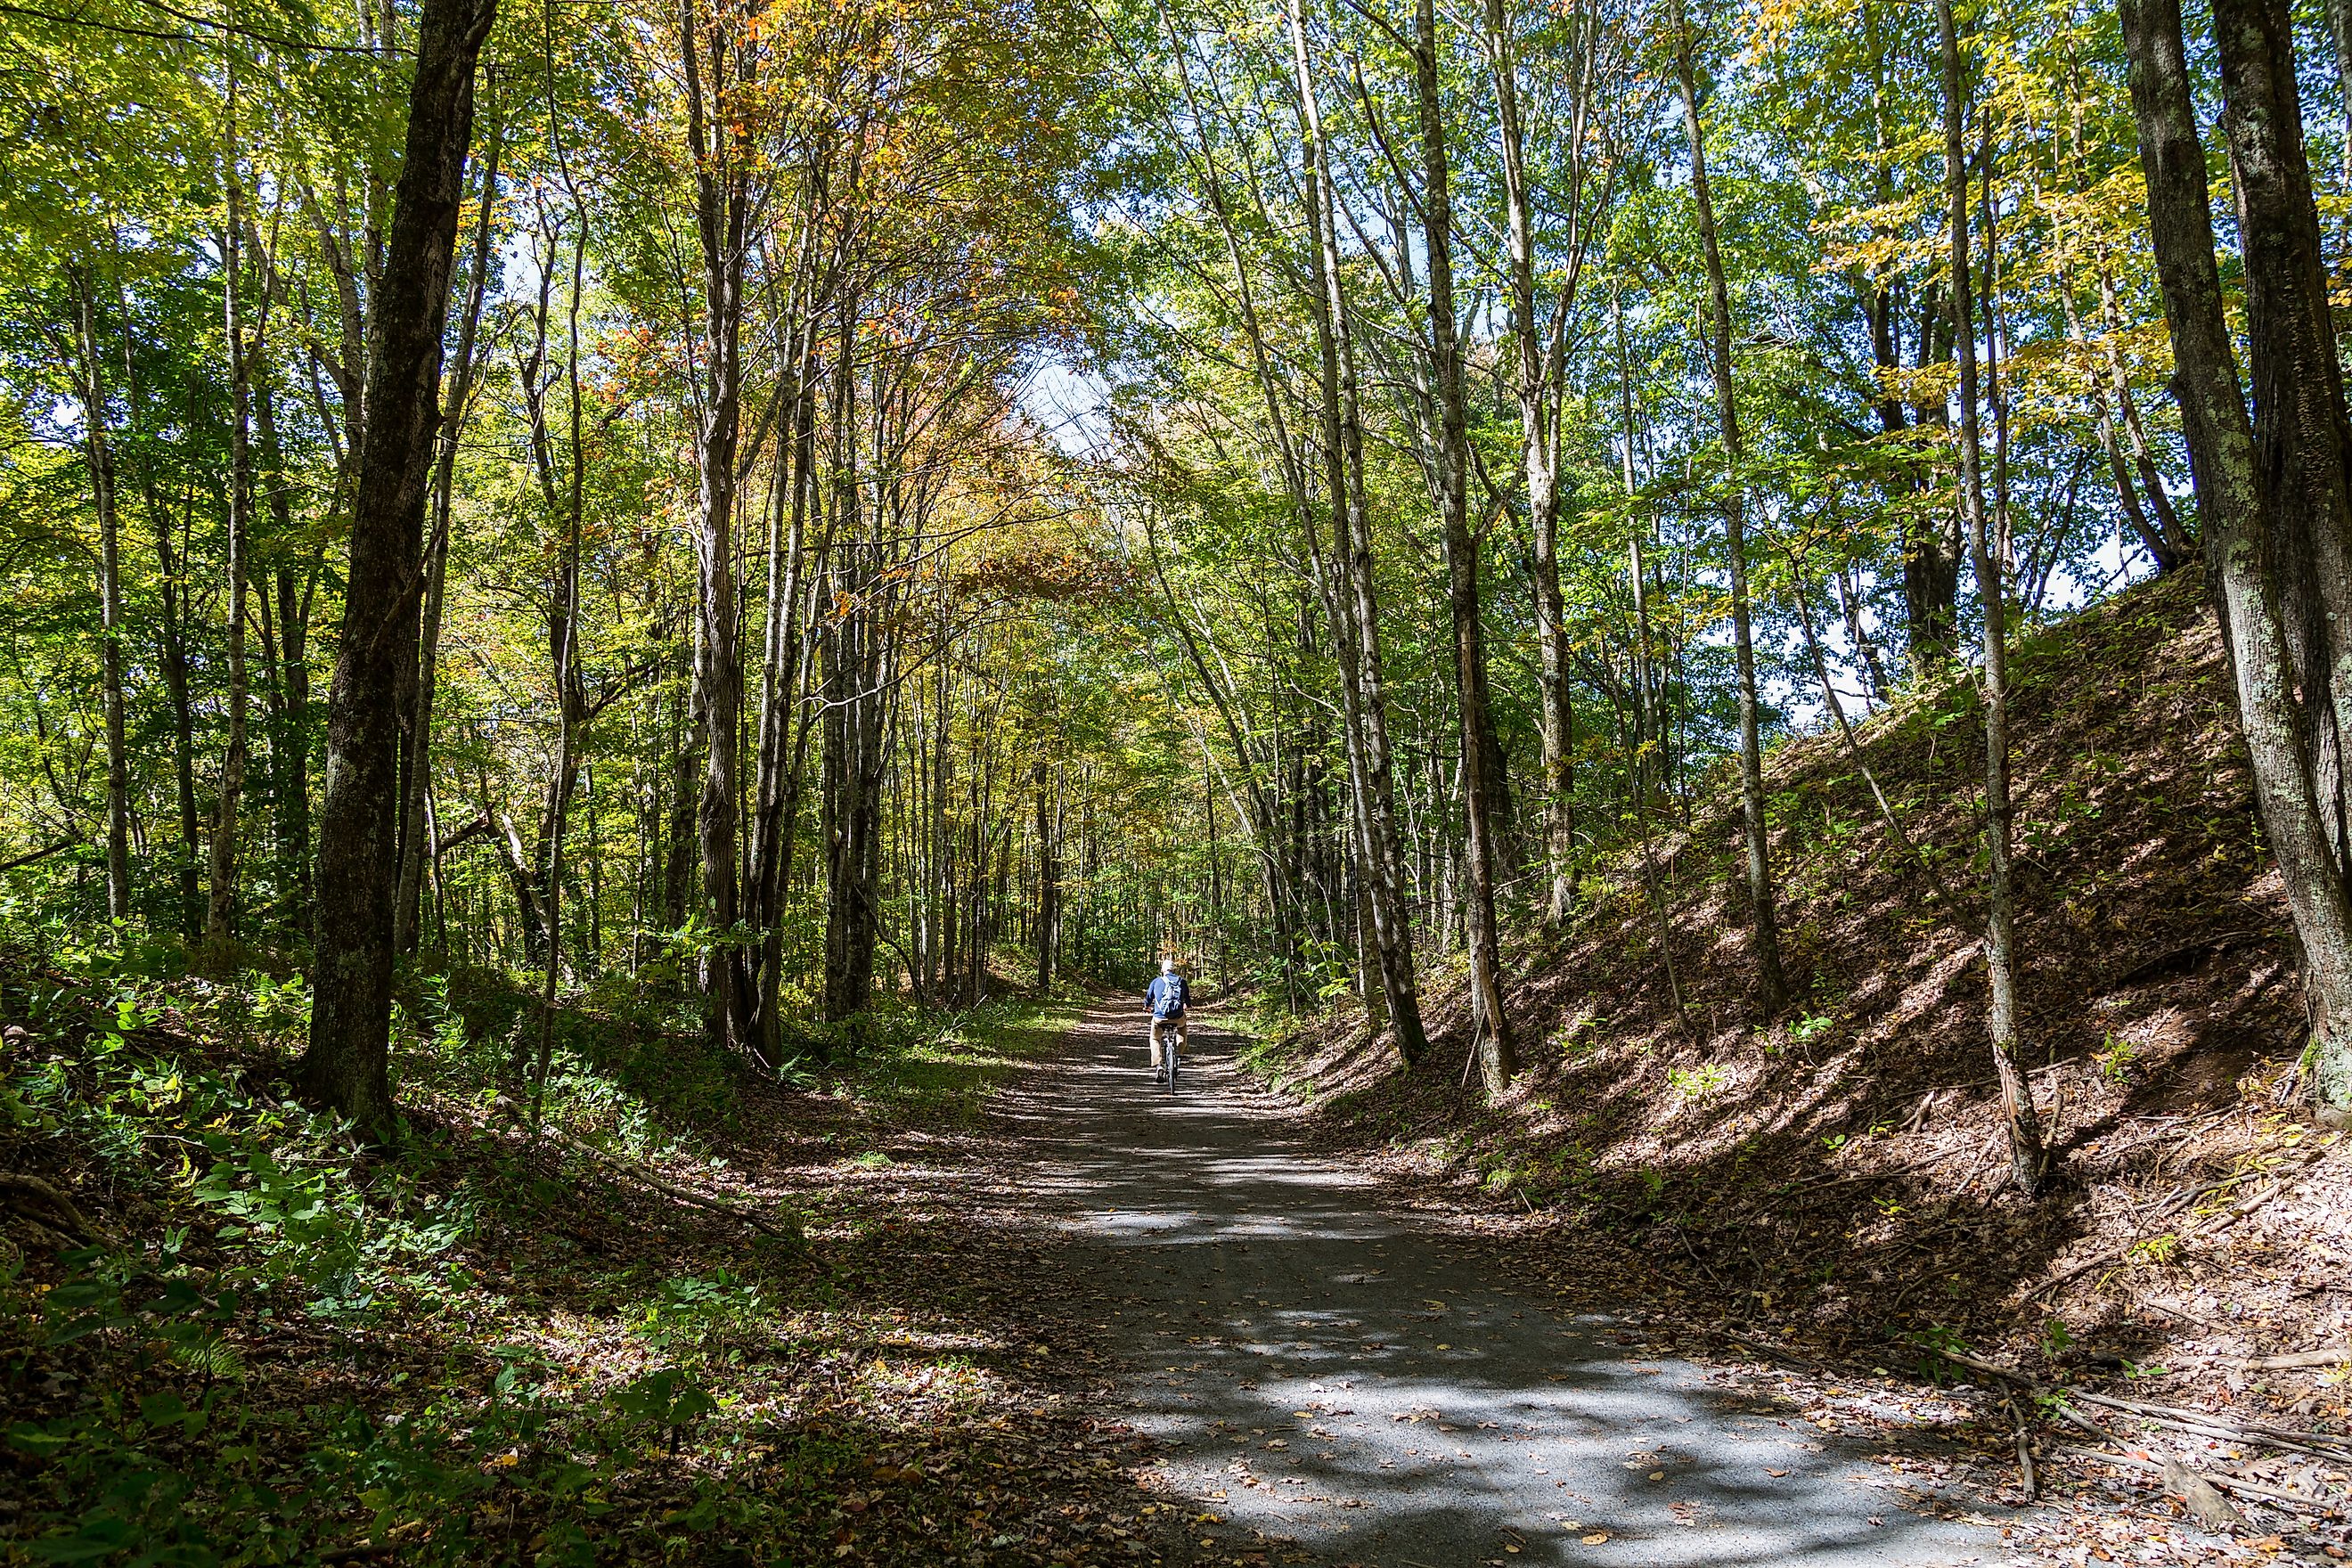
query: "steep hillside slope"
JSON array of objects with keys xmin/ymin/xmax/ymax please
[{"xmin": 1260, "ymin": 569, "xmax": 2350, "ymax": 1433}]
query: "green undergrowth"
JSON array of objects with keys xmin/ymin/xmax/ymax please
[{"xmin": 0, "ymin": 931, "xmax": 1085, "ymax": 1566}]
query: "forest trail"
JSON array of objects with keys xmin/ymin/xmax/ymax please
[{"xmin": 998, "ymin": 1003, "xmax": 2007, "ymax": 1567}]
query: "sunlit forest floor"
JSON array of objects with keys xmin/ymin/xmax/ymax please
[
  {"xmin": 0, "ymin": 969, "xmax": 1217, "ymax": 1564},
  {"xmin": 1254, "ymin": 568, "xmax": 2352, "ymax": 1560}
]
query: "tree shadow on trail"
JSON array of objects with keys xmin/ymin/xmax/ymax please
[{"xmin": 992, "ymin": 1011, "xmax": 2002, "ymax": 1567}]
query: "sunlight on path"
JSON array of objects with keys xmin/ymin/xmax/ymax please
[{"xmin": 998, "ymin": 1004, "xmax": 2008, "ymax": 1567}]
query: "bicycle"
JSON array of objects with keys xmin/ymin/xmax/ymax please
[{"xmin": 1150, "ymin": 1013, "xmax": 1188, "ymax": 1091}]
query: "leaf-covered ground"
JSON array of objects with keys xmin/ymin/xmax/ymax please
[
  {"xmin": 0, "ymin": 960, "xmax": 1223, "ymax": 1566},
  {"xmin": 1245, "ymin": 568, "xmax": 2352, "ymax": 1561}
]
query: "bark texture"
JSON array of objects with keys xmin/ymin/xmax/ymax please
[
  {"xmin": 1286, "ymin": 0, "xmax": 1428, "ymax": 1063},
  {"xmin": 2119, "ymin": 0, "xmax": 2352, "ymax": 1118},
  {"xmin": 680, "ymin": 0, "xmax": 757, "ymax": 1052},
  {"xmin": 298, "ymin": 0, "xmax": 499, "ymax": 1137}
]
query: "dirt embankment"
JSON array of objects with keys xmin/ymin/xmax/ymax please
[{"xmin": 1258, "ymin": 569, "xmax": 2351, "ymax": 1439}]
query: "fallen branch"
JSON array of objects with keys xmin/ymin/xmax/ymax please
[
  {"xmin": 2003, "ymin": 1393, "xmax": 2038, "ymax": 1499},
  {"xmin": 0, "ymin": 1172, "xmax": 97, "ymax": 1239},
  {"xmin": 2209, "ymin": 1348, "xmax": 2351, "ymax": 1370},
  {"xmin": 2063, "ymin": 1389, "xmax": 2352, "ymax": 1465},
  {"xmin": 2182, "ymin": 1170, "xmax": 2295, "ymax": 1242},
  {"xmin": 1938, "ymin": 1350, "xmax": 2352, "ymax": 1465},
  {"xmin": 2050, "ymin": 1444, "xmax": 2324, "ymax": 1514},
  {"xmin": 2023, "ymin": 1138, "xmax": 2340, "ymax": 1301}
]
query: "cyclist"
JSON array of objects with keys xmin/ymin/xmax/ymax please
[{"xmin": 1146, "ymin": 958, "xmax": 1190, "ymax": 1083}]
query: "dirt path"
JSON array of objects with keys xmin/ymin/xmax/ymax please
[{"xmin": 994, "ymin": 1002, "xmax": 2008, "ymax": 1567}]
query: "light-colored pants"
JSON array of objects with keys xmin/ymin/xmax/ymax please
[{"xmin": 1149, "ymin": 1013, "xmax": 1188, "ymax": 1071}]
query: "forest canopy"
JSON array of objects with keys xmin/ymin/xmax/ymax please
[{"xmin": 6, "ymin": 0, "xmax": 2352, "ymax": 1159}]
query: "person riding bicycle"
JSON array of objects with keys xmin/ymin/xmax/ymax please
[{"xmin": 1146, "ymin": 959, "xmax": 1190, "ymax": 1082}]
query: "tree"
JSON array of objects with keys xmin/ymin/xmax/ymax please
[
  {"xmin": 1672, "ymin": 0, "xmax": 1787, "ymax": 1016},
  {"xmin": 2119, "ymin": 0, "xmax": 2352, "ymax": 1122},
  {"xmin": 1939, "ymin": 0, "xmax": 2045, "ymax": 1193},
  {"xmin": 1417, "ymin": 0, "xmax": 1515, "ymax": 1089},
  {"xmin": 298, "ymin": 0, "xmax": 502, "ymax": 1136}
]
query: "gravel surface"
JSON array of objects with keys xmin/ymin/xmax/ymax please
[{"xmin": 1002, "ymin": 1003, "xmax": 2009, "ymax": 1567}]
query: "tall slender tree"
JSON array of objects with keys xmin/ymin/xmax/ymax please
[
  {"xmin": 1671, "ymin": 0, "xmax": 1786, "ymax": 1015},
  {"xmin": 1417, "ymin": 0, "xmax": 1515, "ymax": 1088},
  {"xmin": 298, "ymin": 0, "xmax": 502, "ymax": 1135},
  {"xmin": 1937, "ymin": 0, "xmax": 2044, "ymax": 1193},
  {"xmin": 1286, "ymin": 0, "xmax": 1428, "ymax": 1062},
  {"xmin": 207, "ymin": 68, "xmax": 255, "ymax": 951}
]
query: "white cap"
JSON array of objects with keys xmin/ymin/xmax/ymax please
[{"xmin": 1162, "ymin": 958, "xmax": 1177, "ymax": 973}]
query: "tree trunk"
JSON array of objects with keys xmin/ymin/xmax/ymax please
[
  {"xmin": 2328, "ymin": 0, "xmax": 2352, "ymax": 189},
  {"xmin": 70, "ymin": 266, "xmax": 131, "ymax": 924},
  {"xmin": 2214, "ymin": 0, "xmax": 2352, "ymax": 870},
  {"xmin": 2092, "ymin": 380, "xmax": 2185, "ymax": 574},
  {"xmin": 1904, "ymin": 283, "xmax": 1965, "ymax": 675},
  {"xmin": 2095, "ymin": 265, "xmax": 2196, "ymax": 560},
  {"xmin": 1939, "ymin": 0, "xmax": 2046, "ymax": 1193},
  {"xmin": 665, "ymin": 692, "xmax": 698, "ymax": 942},
  {"xmin": 150, "ymin": 488, "xmax": 202, "ymax": 938},
  {"xmin": 398, "ymin": 104, "xmax": 502, "ymax": 956},
  {"xmin": 681, "ymin": 0, "xmax": 755, "ymax": 1054},
  {"xmin": 1286, "ymin": 0, "xmax": 1428, "ymax": 1063},
  {"xmin": 1418, "ymin": 0, "xmax": 1515, "ymax": 1090},
  {"xmin": 1673, "ymin": 0, "xmax": 1788, "ymax": 1015},
  {"xmin": 2124, "ymin": 0, "xmax": 2352, "ymax": 1122},
  {"xmin": 528, "ymin": 219, "xmax": 587, "ymax": 1118},
  {"xmin": 207, "ymin": 131, "xmax": 253, "ymax": 952},
  {"xmin": 1485, "ymin": 0, "xmax": 1576, "ymax": 926},
  {"xmin": 1834, "ymin": 567, "xmax": 1892, "ymax": 705},
  {"xmin": 1862, "ymin": 0, "xmax": 1957, "ymax": 679},
  {"xmin": 1034, "ymin": 759, "xmax": 1059, "ymax": 994},
  {"xmin": 255, "ymin": 380, "xmax": 311, "ymax": 926},
  {"xmin": 298, "ymin": 0, "xmax": 499, "ymax": 1138},
  {"xmin": 2211, "ymin": 0, "xmax": 2352, "ymax": 1113}
]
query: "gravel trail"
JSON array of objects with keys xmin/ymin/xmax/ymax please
[{"xmin": 998, "ymin": 1002, "xmax": 2005, "ymax": 1567}]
